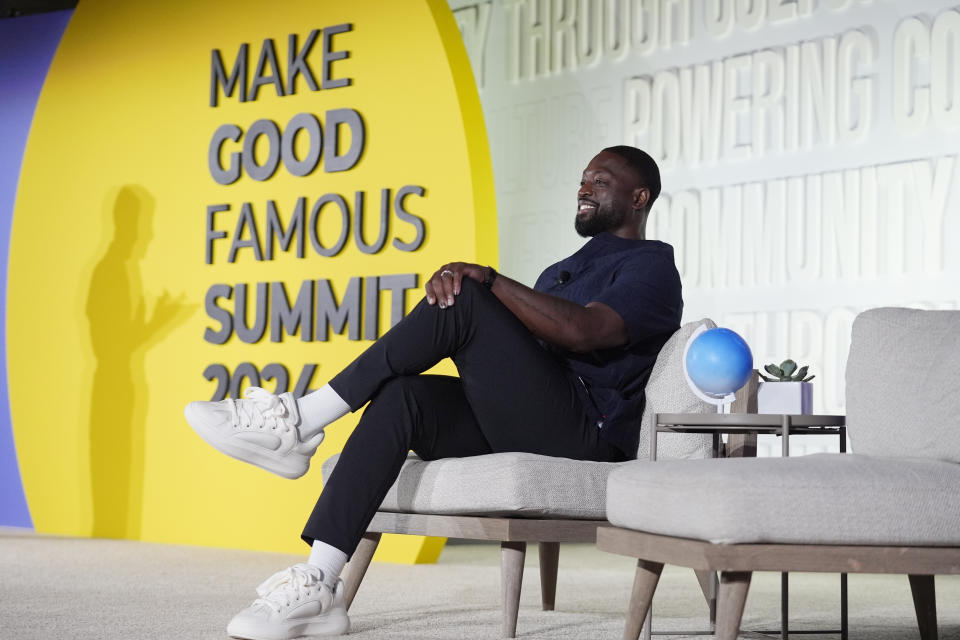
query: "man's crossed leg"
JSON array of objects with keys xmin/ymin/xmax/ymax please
[{"xmin": 185, "ymin": 279, "xmax": 614, "ymax": 640}]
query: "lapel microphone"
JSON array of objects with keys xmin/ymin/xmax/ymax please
[{"xmin": 556, "ymin": 271, "xmax": 571, "ymax": 285}]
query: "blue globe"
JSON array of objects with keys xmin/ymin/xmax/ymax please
[{"xmin": 685, "ymin": 328, "xmax": 754, "ymax": 397}]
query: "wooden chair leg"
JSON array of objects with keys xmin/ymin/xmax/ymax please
[
  {"xmin": 693, "ymin": 569, "xmax": 718, "ymax": 628},
  {"xmin": 342, "ymin": 532, "xmax": 381, "ymax": 610},
  {"xmin": 501, "ymin": 541, "xmax": 527, "ymax": 638},
  {"xmin": 538, "ymin": 542, "xmax": 559, "ymax": 611},
  {"xmin": 623, "ymin": 559, "xmax": 664, "ymax": 640},
  {"xmin": 909, "ymin": 574, "xmax": 939, "ymax": 640},
  {"xmin": 715, "ymin": 571, "xmax": 752, "ymax": 640}
]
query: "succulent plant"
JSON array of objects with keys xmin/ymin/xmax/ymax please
[{"xmin": 759, "ymin": 359, "xmax": 815, "ymax": 383}]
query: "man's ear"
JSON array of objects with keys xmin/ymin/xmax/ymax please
[{"xmin": 633, "ymin": 187, "xmax": 650, "ymax": 211}]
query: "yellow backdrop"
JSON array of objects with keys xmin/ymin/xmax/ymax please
[{"xmin": 9, "ymin": 0, "xmax": 496, "ymax": 562}]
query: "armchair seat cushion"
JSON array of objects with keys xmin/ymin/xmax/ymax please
[
  {"xmin": 318, "ymin": 318, "xmax": 720, "ymax": 523},
  {"xmin": 323, "ymin": 452, "xmax": 621, "ymax": 519},
  {"xmin": 606, "ymin": 454, "xmax": 960, "ymax": 546}
]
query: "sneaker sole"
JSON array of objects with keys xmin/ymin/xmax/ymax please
[
  {"xmin": 184, "ymin": 404, "xmax": 308, "ymax": 480},
  {"xmin": 227, "ymin": 611, "xmax": 350, "ymax": 639}
]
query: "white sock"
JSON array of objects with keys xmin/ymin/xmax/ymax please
[
  {"xmin": 308, "ymin": 539, "xmax": 348, "ymax": 587},
  {"xmin": 296, "ymin": 384, "xmax": 350, "ymax": 439}
]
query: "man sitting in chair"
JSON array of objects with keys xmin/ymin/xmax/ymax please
[{"xmin": 184, "ymin": 145, "xmax": 683, "ymax": 640}]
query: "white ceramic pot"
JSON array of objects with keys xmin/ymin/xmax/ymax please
[{"xmin": 758, "ymin": 381, "xmax": 813, "ymax": 415}]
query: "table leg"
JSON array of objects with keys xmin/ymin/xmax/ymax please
[
  {"xmin": 781, "ymin": 415, "xmax": 790, "ymax": 457},
  {"xmin": 781, "ymin": 571, "xmax": 789, "ymax": 640},
  {"xmin": 840, "ymin": 428, "xmax": 849, "ymax": 638},
  {"xmin": 650, "ymin": 423, "xmax": 658, "ymax": 462},
  {"xmin": 841, "ymin": 573, "xmax": 848, "ymax": 640},
  {"xmin": 781, "ymin": 416, "xmax": 791, "ymax": 638}
]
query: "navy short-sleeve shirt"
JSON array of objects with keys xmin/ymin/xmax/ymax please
[{"xmin": 534, "ymin": 232, "xmax": 683, "ymax": 457}]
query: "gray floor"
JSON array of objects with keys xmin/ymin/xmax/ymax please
[{"xmin": 1, "ymin": 527, "xmax": 958, "ymax": 639}]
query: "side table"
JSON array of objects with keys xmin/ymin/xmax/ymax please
[{"xmin": 649, "ymin": 413, "xmax": 848, "ymax": 640}]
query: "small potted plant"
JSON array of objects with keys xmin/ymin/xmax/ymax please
[{"xmin": 758, "ymin": 359, "xmax": 815, "ymax": 414}]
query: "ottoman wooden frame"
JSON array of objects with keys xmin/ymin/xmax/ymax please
[{"xmin": 596, "ymin": 526, "xmax": 960, "ymax": 640}]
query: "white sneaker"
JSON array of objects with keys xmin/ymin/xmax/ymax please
[
  {"xmin": 227, "ymin": 564, "xmax": 350, "ymax": 640},
  {"xmin": 184, "ymin": 387, "xmax": 324, "ymax": 479}
]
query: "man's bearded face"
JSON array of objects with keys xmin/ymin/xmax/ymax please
[{"xmin": 575, "ymin": 152, "xmax": 638, "ymax": 237}]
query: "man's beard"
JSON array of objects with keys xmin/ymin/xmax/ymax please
[{"xmin": 575, "ymin": 204, "xmax": 627, "ymax": 237}]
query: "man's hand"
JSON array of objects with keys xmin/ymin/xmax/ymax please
[
  {"xmin": 423, "ymin": 261, "xmax": 628, "ymax": 352},
  {"xmin": 424, "ymin": 262, "xmax": 489, "ymax": 308}
]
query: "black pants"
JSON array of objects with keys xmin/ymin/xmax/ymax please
[{"xmin": 302, "ymin": 278, "xmax": 626, "ymax": 555}]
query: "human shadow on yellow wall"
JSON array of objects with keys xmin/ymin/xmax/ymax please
[{"xmin": 87, "ymin": 186, "xmax": 193, "ymax": 539}]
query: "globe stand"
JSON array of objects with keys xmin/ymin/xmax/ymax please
[{"xmin": 683, "ymin": 324, "xmax": 738, "ymax": 414}]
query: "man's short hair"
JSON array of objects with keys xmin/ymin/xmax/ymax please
[{"xmin": 602, "ymin": 145, "xmax": 661, "ymax": 211}]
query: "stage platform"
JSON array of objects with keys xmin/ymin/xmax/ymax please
[{"xmin": 2, "ymin": 527, "xmax": 959, "ymax": 639}]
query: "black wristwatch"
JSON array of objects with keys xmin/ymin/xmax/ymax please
[{"xmin": 482, "ymin": 266, "xmax": 498, "ymax": 289}]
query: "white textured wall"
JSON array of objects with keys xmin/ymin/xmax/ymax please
[{"xmin": 451, "ymin": 0, "xmax": 960, "ymax": 454}]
